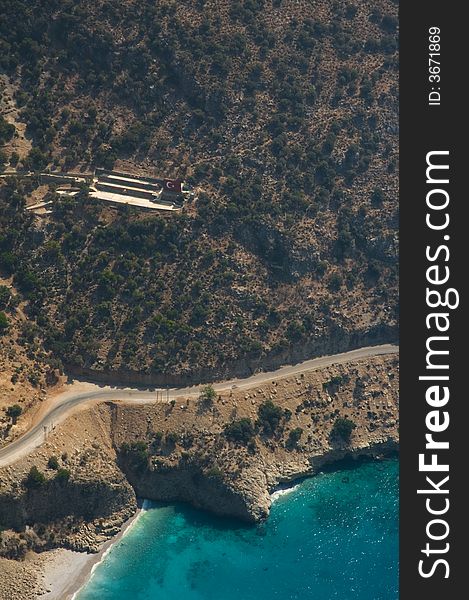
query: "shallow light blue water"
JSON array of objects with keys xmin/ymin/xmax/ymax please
[{"xmin": 77, "ymin": 459, "xmax": 398, "ymax": 600}]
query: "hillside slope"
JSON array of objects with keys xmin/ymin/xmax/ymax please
[{"xmin": 0, "ymin": 0, "xmax": 398, "ymax": 385}]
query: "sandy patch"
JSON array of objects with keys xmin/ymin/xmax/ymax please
[{"xmin": 38, "ymin": 507, "xmax": 142, "ymax": 600}]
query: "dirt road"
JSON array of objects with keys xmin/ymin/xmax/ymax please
[{"xmin": 0, "ymin": 344, "xmax": 398, "ymax": 468}]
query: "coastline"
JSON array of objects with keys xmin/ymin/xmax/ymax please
[
  {"xmin": 0, "ymin": 352, "xmax": 398, "ymax": 599},
  {"xmin": 269, "ymin": 453, "xmax": 398, "ymax": 503},
  {"xmin": 39, "ymin": 455, "xmax": 399, "ymax": 599},
  {"xmin": 38, "ymin": 504, "xmax": 145, "ymax": 600},
  {"xmin": 34, "ymin": 481, "xmax": 312, "ymax": 599},
  {"xmin": 37, "ymin": 453, "xmax": 399, "ymax": 599},
  {"xmin": 270, "ymin": 483, "xmax": 301, "ymax": 502}
]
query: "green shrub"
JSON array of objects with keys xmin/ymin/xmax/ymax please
[
  {"xmin": 0, "ymin": 149, "xmax": 7, "ymax": 169},
  {"xmin": 287, "ymin": 427, "xmax": 303, "ymax": 448},
  {"xmin": 24, "ymin": 147, "xmax": 48, "ymax": 171},
  {"xmin": 55, "ymin": 468, "xmax": 71, "ymax": 484},
  {"xmin": 224, "ymin": 418, "xmax": 255, "ymax": 444},
  {"xmin": 0, "ymin": 252, "xmax": 17, "ymax": 274},
  {"xmin": 152, "ymin": 431, "xmax": 163, "ymax": 446},
  {"xmin": 322, "ymin": 375, "xmax": 349, "ymax": 391},
  {"xmin": 0, "ymin": 312, "xmax": 9, "ymax": 332},
  {"xmin": 199, "ymin": 384, "xmax": 217, "ymax": 406},
  {"xmin": 121, "ymin": 441, "xmax": 148, "ymax": 467},
  {"xmin": 206, "ymin": 466, "xmax": 224, "ymax": 480},
  {"xmin": 257, "ymin": 400, "xmax": 284, "ymax": 436},
  {"xmin": 9, "ymin": 151, "xmax": 20, "ymax": 167},
  {"xmin": 371, "ymin": 188, "xmax": 385, "ymax": 205},
  {"xmin": 0, "ymin": 286, "xmax": 12, "ymax": 309},
  {"xmin": 0, "ymin": 117, "xmax": 15, "ymax": 144},
  {"xmin": 24, "ymin": 466, "xmax": 46, "ymax": 489},
  {"xmin": 165, "ymin": 432, "xmax": 179, "ymax": 446},
  {"xmin": 328, "ymin": 272, "xmax": 343, "ymax": 292},
  {"xmin": 286, "ymin": 320, "xmax": 305, "ymax": 340},
  {"xmin": 6, "ymin": 404, "xmax": 22, "ymax": 423},
  {"xmin": 331, "ymin": 417, "xmax": 356, "ymax": 442},
  {"xmin": 47, "ymin": 456, "xmax": 59, "ymax": 470}
]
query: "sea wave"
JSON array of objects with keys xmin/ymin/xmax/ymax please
[
  {"xmin": 71, "ymin": 503, "xmax": 148, "ymax": 600},
  {"xmin": 270, "ymin": 483, "xmax": 301, "ymax": 502}
]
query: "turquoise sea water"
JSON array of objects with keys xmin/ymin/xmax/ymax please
[{"xmin": 77, "ymin": 459, "xmax": 398, "ymax": 600}]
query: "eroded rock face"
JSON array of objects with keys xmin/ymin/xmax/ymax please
[
  {"xmin": 118, "ymin": 438, "xmax": 398, "ymax": 523},
  {"xmin": 0, "ymin": 478, "xmax": 135, "ymax": 531},
  {"xmin": 0, "ymin": 354, "xmax": 399, "ymax": 556},
  {"xmin": 66, "ymin": 325, "xmax": 397, "ymax": 386},
  {"xmin": 123, "ymin": 462, "xmax": 265, "ymax": 522}
]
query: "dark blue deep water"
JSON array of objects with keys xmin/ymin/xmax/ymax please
[{"xmin": 77, "ymin": 459, "xmax": 398, "ymax": 600}]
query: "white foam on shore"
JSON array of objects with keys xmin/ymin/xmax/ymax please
[
  {"xmin": 270, "ymin": 483, "xmax": 301, "ymax": 502},
  {"xmin": 70, "ymin": 502, "xmax": 149, "ymax": 600}
]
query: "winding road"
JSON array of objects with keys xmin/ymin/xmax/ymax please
[{"xmin": 0, "ymin": 344, "xmax": 398, "ymax": 468}]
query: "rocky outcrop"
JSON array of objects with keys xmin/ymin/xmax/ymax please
[
  {"xmin": 0, "ymin": 556, "xmax": 41, "ymax": 600},
  {"xmin": 66, "ymin": 326, "xmax": 397, "ymax": 387},
  {"xmin": 0, "ymin": 477, "xmax": 135, "ymax": 532},
  {"xmin": 122, "ymin": 462, "xmax": 266, "ymax": 522},
  {"xmin": 0, "ymin": 353, "xmax": 399, "ymax": 555},
  {"xmin": 118, "ymin": 440, "xmax": 398, "ymax": 524}
]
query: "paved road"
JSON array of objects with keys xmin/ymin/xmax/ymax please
[{"xmin": 0, "ymin": 344, "xmax": 397, "ymax": 468}]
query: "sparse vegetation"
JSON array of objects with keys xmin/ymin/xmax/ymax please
[
  {"xmin": 6, "ymin": 404, "xmax": 22, "ymax": 423},
  {"xmin": 206, "ymin": 466, "xmax": 224, "ymax": 480},
  {"xmin": 331, "ymin": 417, "xmax": 357, "ymax": 442},
  {"xmin": 0, "ymin": 0, "xmax": 398, "ymax": 382},
  {"xmin": 0, "ymin": 354, "xmax": 399, "ymax": 566},
  {"xmin": 199, "ymin": 385, "xmax": 217, "ymax": 407},
  {"xmin": 0, "ymin": 311, "xmax": 9, "ymax": 332},
  {"xmin": 0, "ymin": 149, "xmax": 7, "ymax": 169},
  {"xmin": 24, "ymin": 466, "xmax": 46, "ymax": 489},
  {"xmin": 120, "ymin": 441, "xmax": 149, "ymax": 469},
  {"xmin": 257, "ymin": 401, "xmax": 284, "ymax": 436},
  {"xmin": 0, "ymin": 286, "xmax": 11, "ymax": 309},
  {"xmin": 47, "ymin": 456, "xmax": 59, "ymax": 470},
  {"xmin": 224, "ymin": 418, "xmax": 255, "ymax": 444},
  {"xmin": 55, "ymin": 468, "xmax": 71, "ymax": 484},
  {"xmin": 151, "ymin": 431, "xmax": 164, "ymax": 447},
  {"xmin": 287, "ymin": 427, "xmax": 303, "ymax": 448},
  {"xmin": 323, "ymin": 375, "xmax": 350, "ymax": 392},
  {"xmin": 0, "ymin": 117, "xmax": 15, "ymax": 145}
]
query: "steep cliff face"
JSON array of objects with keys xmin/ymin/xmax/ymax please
[
  {"xmin": 0, "ymin": 354, "xmax": 399, "ymax": 556},
  {"xmin": 67, "ymin": 324, "xmax": 397, "ymax": 387},
  {"xmin": 0, "ymin": 405, "xmax": 137, "ymax": 556},
  {"xmin": 121, "ymin": 461, "xmax": 264, "ymax": 522},
  {"xmin": 118, "ymin": 439, "xmax": 398, "ymax": 524},
  {"xmin": 0, "ymin": 477, "xmax": 135, "ymax": 532}
]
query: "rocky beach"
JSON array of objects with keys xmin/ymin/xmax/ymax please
[{"xmin": 0, "ymin": 352, "xmax": 399, "ymax": 599}]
